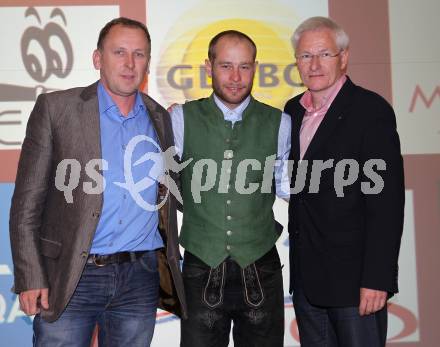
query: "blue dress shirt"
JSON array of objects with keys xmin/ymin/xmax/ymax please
[{"xmin": 90, "ymin": 83, "xmax": 164, "ymax": 254}]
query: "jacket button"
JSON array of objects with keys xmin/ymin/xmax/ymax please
[
  {"xmin": 92, "ymin": 212, "xmax": 100, "ymax": 218},
  {"xmin": 81, "ymin": 251, "xmax": 88, "ymax": 258}
]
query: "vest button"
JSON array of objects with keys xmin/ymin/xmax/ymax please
[
  {"xmin": 226, "ymin": 230, "xmax": 232, "ymax": 236},
  {"xmin": 226, "ymin": 215, "xmax": 232, "ymax": 220},
  {"xmin": 226, "ymin": 245, "xmax": 231, "ymax": 251},
  {"xmin": 226, "ymin": 200, "xmax": 231, "ymax": 205},
  {"xmin": 225, "ymin": 138, "xmax": 230, "ymax": 143},
  {"xmin": 224, "ymin": 150, "xmax": 233, "ymax": 159}
]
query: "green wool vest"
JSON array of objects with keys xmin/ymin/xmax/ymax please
[{"xmin": 179, "ymin": 94, "xmax": 282, "ymax": 268}]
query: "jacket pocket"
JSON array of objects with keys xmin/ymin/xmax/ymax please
[{"xmin": 39, "ymin": 237, "xmax": 62, "ymax": 259}]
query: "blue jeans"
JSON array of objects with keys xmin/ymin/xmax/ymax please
[
  {"xmin": 181, "ymin": 247, "xmax": 284, "ymax": 347},
  {"xmin": 293, "ymin": 277, "xmax": 387, "ymax": 347},
  {"xmin": 33, "ymin": 251, "xmax": 159, "ymax": 347}
]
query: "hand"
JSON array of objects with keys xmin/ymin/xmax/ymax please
[
  {"xmin": 359, "ymin": 287, "xmax": 387, "ymax": 316},
  {"xmin": 19, "ymin": 288, "xmax": 49, "ymax": 315}
]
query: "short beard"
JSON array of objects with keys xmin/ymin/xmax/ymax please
[{"xmin": 211, "ymin": 78, "xmax": 253, "ymax": 109}]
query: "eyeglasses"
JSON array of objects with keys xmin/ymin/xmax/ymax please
[{"xmin": 295, "ymin": 50, "xmax": 343, "ymax": 63}]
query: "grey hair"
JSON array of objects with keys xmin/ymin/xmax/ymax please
[{"xmin": 292, "ymin": 16, "xmax": 350, "ymax": 51}]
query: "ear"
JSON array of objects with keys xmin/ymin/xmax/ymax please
[
  {"xmin": 146, "ymin": 58, "xmax": 151, "ymax": 74},
  {"xmin": 92, "ymin": 49, "xmax": 101, "ymax": 70},
  {"xmin": 340, "ymin": 48, "xmax": 349, "ymax": 71},
  {"xmin": 205, "ymin": 58, "xmax": 213, "ymax": 78}
]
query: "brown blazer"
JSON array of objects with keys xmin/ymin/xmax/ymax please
[{"xmin": 9, "ymin": 82, "xmax": 187, "ymax": 322}]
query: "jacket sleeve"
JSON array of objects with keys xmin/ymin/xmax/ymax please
[
  {"xmin": 360, "ymin": 95, "xmax": 405, "ymax": 294},
  {"xmin": 9, "ymin": 93, "xmax": 53, "ymax": 293}
]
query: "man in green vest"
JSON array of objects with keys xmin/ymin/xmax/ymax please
[{"xmin": 169, "ymin": 30, "xmax": 291, "ymax": 347}]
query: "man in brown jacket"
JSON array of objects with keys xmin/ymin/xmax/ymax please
[{"xmin": 9, "ymin": 17, "xmax": 185, "ymax": 346}]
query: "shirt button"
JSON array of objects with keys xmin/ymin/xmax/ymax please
[
  {"xmin": 226, "ymin": 200, "xmax": 231, "ymax": 205},
  {"xmin": 122, "ymin": 144, "xmax": 126, "ymax": 150},
  {"xmin": 226, "ymin": 215, "xmax": 232, "ymax": 221},
  {"xmin": 226, "ymin": 245, "xmax": 231, "ymax": 251},
  {"xmin": 226, "ymin": 230, "xmax": 232, "ymax": 236},
  {"xmin": 119, "ymin": 220, "xmax": 123, "ymax": 224}
]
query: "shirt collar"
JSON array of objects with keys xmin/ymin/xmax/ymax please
[
  {"xmin": 213, "ymin": 93, "xmax": 251, "ymax": 119},
  {"xmin": 300, "ymin": 75, "xmax": 347, "ymax": 114},
  {"xmin": 97, "ymin": 82, "xmax": 145, "ymax": 119}
]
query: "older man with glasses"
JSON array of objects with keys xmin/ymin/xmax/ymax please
[{"xmin": 284, "ymin": 16, "xmax": 405, "ymax": 347}]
